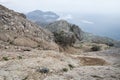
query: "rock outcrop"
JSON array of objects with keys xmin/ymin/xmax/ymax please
[
  {"xmin": 0, "ymin": 5, "xmax": 59, "ymax": 50},
  {"xmin": 46, "ymin": 20, "xmax": 83, "ymax": 46}
]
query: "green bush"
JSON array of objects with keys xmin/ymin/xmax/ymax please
[
  {"xmin": 91, "ymin": 45, "xmax": 101, "ymax": 51},
  {"xmin": 68, "ymin": 64, "xmax": 74, "ymax": 70},
  {"xmin": 2, "ymin": 57, "xmax": 9, "ymax": 61},
  {"xmin": 62, "ymin": 68, "xmax": 68, "ymax": 72}
]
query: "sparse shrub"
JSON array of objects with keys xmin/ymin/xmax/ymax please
[
  {"xmin": 23, "ymin": 49, "xmax": 31, "ymax": 51},
  {"xmin": 9, "ymin": 41, "xmax": 13, "ymax": 44},
  {"xmin": 106, "ymin": 42, "xmax": 114, "ymax": 47},
  {"xmin": 62, "ymin": 68, "xmax": 68, "ymax": 72},
  {"xmin": 2, "ymin": 57, "xmax": 9, "ymax": 61},
  {"xmin": 37, "ymin": 44, "xmax": 41, "ymax": 47},
  {"xmin": 18, "ymin": 56, "xmax": 22, "ymax": 59},
  {"xmin": 14, "ymin": 36, "xmax": 17, "ymax": 39},
  {"xmin": 91, "ymin": 45, "xmax": 101, "ymax": 51},
  {"xmin": 37, "ymin": 67, "xmax": 49, "ymax": 73},
  {"xmin": 68, "ymin": 64, "xmax": 74, "ymax": 70},
  {"xmin": 8, "ymin": 40, "xmax": 13, "ymax": 44}
]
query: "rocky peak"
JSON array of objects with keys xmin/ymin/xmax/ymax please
[
  {"xmin": 46, "ymin": 20, "xmax": 83, "ymax": 40},
  {"xmin": 46, "ymin": 20, "xmax": 83, "ymax": 47}
]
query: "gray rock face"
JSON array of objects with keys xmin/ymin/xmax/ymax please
[
  {"xmin": 26, "ymin": 10, "xmax": 59, "ymax": 27},
  {"xmin": 46, "ymin": 20, "xmax": 84, "ymax": 46},
  {"xmin": 0, "ymin": 5, "xmax": 59, "ymax": 50}
]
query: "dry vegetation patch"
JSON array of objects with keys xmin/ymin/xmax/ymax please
[{"xmin": 79, "ymin": 57, "xmax": 109, "ymax": 66}]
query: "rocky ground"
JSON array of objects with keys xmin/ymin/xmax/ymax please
[{"xmin": 0, "ymin": 47, "xmax": 120, "ymax": 80}]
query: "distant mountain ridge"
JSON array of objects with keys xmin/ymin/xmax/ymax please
[
  {"xmin": 26, "ymin": 10, "xmax": 59, "ymax": 27},
  {"xmin": 26, "ymin": 10, "xmax": 120, "ymax": 41}
]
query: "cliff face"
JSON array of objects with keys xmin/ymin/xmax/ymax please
[{"xmin": 0, "ymin": 5, "xmax": 59, "ymax": 50}]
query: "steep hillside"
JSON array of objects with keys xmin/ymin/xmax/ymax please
[{"xmin": 0, "ymin": 5, "xmax": 58, "ymax": 50}]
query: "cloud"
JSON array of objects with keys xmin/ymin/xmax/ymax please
[
  {"xmin": 81, "ymin": 20, "xmax": 94, "ymax": 24},
  {"xmin": 58, "ymin": 14, "xmax": 73, "ymax": 20},
  {"xmin": 0, "ymin": 0, "xmax": 120, "ymax": 14},
  {"xmin": 0, "ymin": 0, "xmax": 11, "ymax": 3}
]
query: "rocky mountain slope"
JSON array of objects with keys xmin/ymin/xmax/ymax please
[
  {"xmin": 0, "ymin": 5, "xmax": 120, "ymax": 80},
  {"xmin": 0, "ymin": 5, "xmax": 58, "ymax": 50},
  {"xmin": 26, "ymin": 10, "xmax": 59, "ymax": 27},
  {"xmin": 26, "ymin": 10, "xmax": 120, "ymax": 47},
  {"xmin": 46, "ymin": 20, "xmax": 119, "ymax": 47}
]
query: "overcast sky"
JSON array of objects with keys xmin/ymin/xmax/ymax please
[
  {"xmin": 0, "ymin": 0, "xmax": 120, "ymax": 40},
  {"xmin": 0, "ymin": 0, "xmax": 120, "ymax": 14}
]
